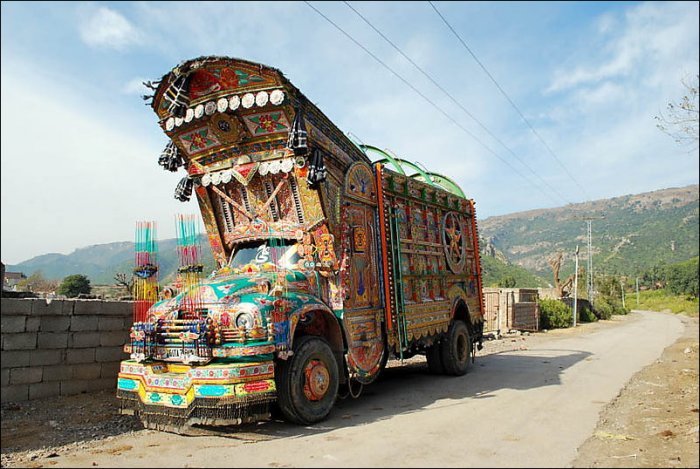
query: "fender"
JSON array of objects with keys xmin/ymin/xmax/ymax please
[
  {"xmin": 286, "ymin": 298, "xmax": 345, "ymax": 358},
  {"xmin": 447, "ymin": 284, "xmax": 483, "ymax": 325}
]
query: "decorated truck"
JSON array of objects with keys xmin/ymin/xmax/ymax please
[{"xmin": 117, "ymin": 56, "xmax": 485, "ymax": 431}]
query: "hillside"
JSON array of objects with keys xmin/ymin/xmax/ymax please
[
  {"xmin": 6, "ymin": 237, "xmax": 215, "ymax": 285},
  {"xmin": 7, "ymin": 235, "xmax": 541, "ymax": 288},
  {"xmin": 479, "ymin": 184, "xmax": 699, "ymax": 278},
  {"xmin": 480, "ymin": 255, "xmax": 549, "ymax": 288},
  {"xmin": 7, "ymin": 184, "xmax": 697, "ymax": 288}
]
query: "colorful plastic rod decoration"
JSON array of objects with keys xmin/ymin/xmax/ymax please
[
  {"xmin": 176, "ymin": 214, "xmax": 204, "ymax": 319},
  {"xmin": 133, "ymin": 221, "xmax": 159, "ymax": 322}
]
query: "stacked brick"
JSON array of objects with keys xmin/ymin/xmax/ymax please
[{"xmin": 1, "ymin": 298, "xmax": 131, "ymax": 403}]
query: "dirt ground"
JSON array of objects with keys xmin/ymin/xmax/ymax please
[
  {"xmin": 573, "ymin": 314, "xmax": 699, "ymax": 468},
  {"xmin": 1, "ymin": 312, "xmax": 698, "ymax": 468}
]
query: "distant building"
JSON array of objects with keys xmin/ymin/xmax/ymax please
[{"xmin": 4, "ymin": 270, "xmax": 27, "ymax": 291}]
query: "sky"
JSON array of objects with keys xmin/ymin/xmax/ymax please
[{"xmin": 1, "ymin": 1, "xmax": 698, "ymax": 265}]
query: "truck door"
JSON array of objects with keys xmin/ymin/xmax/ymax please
[{"xmin": 340, "ymin": 162, "xmax": 386, "ymax": 384}]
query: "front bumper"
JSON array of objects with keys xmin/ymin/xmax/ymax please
[{"xmin": 117, "ymin": 359, "xmax": 276, "ymax": 428}]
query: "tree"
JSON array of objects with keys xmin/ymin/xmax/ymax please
[
  {"xmin": 655, "ymin": 74, "xmax": 699, "ymax": 149},
  {"xmin": 17, "ymin": 271, "xmax": 59, "ymax": 293},
  {"xmin": 114, "ymin": 272, "xmax": 133, "ymax": 295},
  {"xmin": 57, "ymin": 274, "xmax": 92, "ymax": 298},
  {"xmin": 548, "ymin": 252, "xmax": 574, "ymax": 298},
  {"xmin": 665, "ymin": 257, "xmax": 699, "ymax": 298},
  {"xmin": 498, "ymin": 275, "xmax": 517, "ymax": 288}
]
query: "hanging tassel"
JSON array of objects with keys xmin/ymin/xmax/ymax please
[
  {"xmin": 158, "ymin": 142, "xmax": 184, "ymax": 172},
  {"xmin": 143, "ymin": 80, "xmax": 160, "ymax": 90},
  {"xmin": 287, "ymin": 106, "xmax": 308, "ymax": 156},
  {"xmin": 163, "ymin": 74, "xmax": 190, "ymax": 118},
  {"xmin": 306, "ymin": 148, "xmax": 327, "ymax": 187},
  {"xmin": 174, "ymin": 176, "xmax": 194, "ymax": 202}
]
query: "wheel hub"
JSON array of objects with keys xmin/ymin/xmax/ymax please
[{"xmin": 303, "ymin": 359, "xmax": 330, "ymax": 401}]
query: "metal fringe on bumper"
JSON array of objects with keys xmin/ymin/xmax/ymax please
[{"xmin": 118, "ymin": 389, "xmax": 276, "ymax": 431}]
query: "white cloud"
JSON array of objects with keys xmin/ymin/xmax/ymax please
[
  {"xmin": 79, "ymin": 6, "xmax": 141, "ymax": 50},
  {"xmin": 122, "ymin": 77, "xmax": 148, "ymax": 95},
  {"xmin": 547, "ymin": 2, "xmax": 699, "ymax": 93}
]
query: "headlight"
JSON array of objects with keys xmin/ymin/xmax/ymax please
[{"xmin": 235, "ymin": 312, "xmax": 254, "ymax": 330}]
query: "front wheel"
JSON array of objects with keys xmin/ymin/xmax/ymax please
[
  {"xmin": 275, "ymin": 336, "xmax": 339, "ymax": 425},
  {"xmin": 440, "ymin": 320, "xmax": 472, "ymax": 376}
]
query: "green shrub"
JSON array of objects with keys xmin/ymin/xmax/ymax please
[
  {"xmin": 595, "ymin": 297, "xmax": 614, "ymax": 320},
  {"xmin": 593, "ymin": 296, "xmax": 629, "ymax": 319},
  {"xmin": 577, "ymin": 302, "xmax": 597, "ymax": 322},
  {"xmin": 539, "ymin": 299, "xmax": 572, "ymax": 329}
]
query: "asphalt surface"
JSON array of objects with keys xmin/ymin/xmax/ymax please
[{"xmin": 47, "ymin": 310, "xmax": 684, "ymax": 468}]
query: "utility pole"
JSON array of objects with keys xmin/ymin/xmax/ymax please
[
  {"xmin": 636, "ymin": 277, "xmax": 640, "ymax": 306},
  {"xmin": 620, "ymin": 277, "xmax": 626, "ymax": 309},
  {"xmin": 584, "ymin": 216, "xmax": 605, "ymax": 305},
  {"xmin": 587, "ymin": 220, "xmax": 593, "ymax": 303},
  {"xmin": 568, "ymin": 214, "xmax": 604, "ymax": 306},
  {"xmin": 573, "ymin": 245, "xmax": 579, "ymax": 327}
]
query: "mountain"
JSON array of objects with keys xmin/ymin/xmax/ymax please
[
  {"xmin": 6, "ymin": 184, "xmax": 697, "ymax": 288},
  {"xmin": 479, "ymin": 184, "xmax": 699, "ymax": 279},
  {"xmin": 6, "ymin": 237, "xmax": 215, "ymax": 285}
]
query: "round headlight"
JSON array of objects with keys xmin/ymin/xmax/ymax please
[{"xmin": 235, "ymin": 312, "xmax": 254, "ymax": 330}]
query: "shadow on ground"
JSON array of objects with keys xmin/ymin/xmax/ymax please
[
  {"xmin": 192, "ymin": 348, "xmax": 592, "ymax": 441},
  {"xmin": 0, "ymin": 348, "xmax": 591, "ymax": 453}
]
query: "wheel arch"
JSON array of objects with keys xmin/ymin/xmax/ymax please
[
  {"xmin": 451, "ymin": 298, "xmax": 475, "ymax": 339},
  {"xmin": 288, "ymin": 304, "xmax": 346, "ymax": 375}
]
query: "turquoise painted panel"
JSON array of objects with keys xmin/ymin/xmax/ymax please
[
  {"xmin": 117, "ymin": 378, "xmax": 138, "ymax": 391},
  {"xmin": 196, "ymin": 385, "xmax": 228, "ymax": 397}
]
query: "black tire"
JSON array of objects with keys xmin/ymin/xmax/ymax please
[
  {"xmin": 426, "ymin": 341, "xmax": 444, "ymax": 374},
  {"xmin": 275, "ymin": 336, "xmax": 339, "ymax": 425},
  {"xmin": 440, "ymin": 320, "xmax": 471, "ymax": 376}
]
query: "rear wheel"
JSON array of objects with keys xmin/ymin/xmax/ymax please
[
  {"xmin": 440, "ymin": 320, "xmax": 471, "ymax": 376},
  {"xmin": 275, "ymin": 336, "xmax": 339, "ymax": 425}
]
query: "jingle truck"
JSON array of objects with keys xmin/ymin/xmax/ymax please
[{"xmin": 117, "ymin": 56, "xmax": 484, "ymax": 430}]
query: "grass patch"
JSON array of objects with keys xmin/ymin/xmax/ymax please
[{"xmin": 632, "ymin": 290, "xmax": 699, "ymax": 317}]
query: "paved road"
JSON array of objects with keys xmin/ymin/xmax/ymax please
[{"xmin": 52, "ymin": 311, "xmax": 684, "ymax": 468}]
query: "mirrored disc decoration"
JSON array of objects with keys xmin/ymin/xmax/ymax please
[
  {"xmin": 255, "ymin": 91, "xmax": 269, "ymax": 107},
  {"xmin": 201, "ymin": 173, "xmax": 212, "ymax": 187},
  {"xmin": 211, "ymin": 171, "xmax": 221, "ymax": 185},
  {"xmin": 217, "ymin": 97, "xmax": 228, "ymax": 113},
  {"xmin": 165, "ymin": 117, "xmax": 175, "ymax": 131},
  {"xmin": 220, "ymin": 169, "xmax": 232, "ymax": 184},
  {"xmin": 205, "ymin": 101, "xmax": 216, "ymax": 115},
  {"xmin": 184, "ymin": 108, "xmax": 194, "ymax": 123},
  {"xmin": 268, "ymin": 159, "xmax": 282, "ymax": 174},
  {"xmin": 175, "ymin": 116, "xmax": 184, "ymax": 127},
  {"xmin": 195, "ymin": 104, "xmax": 205, "ymax": 118},
  {"xmin": 280, "ymin": 157, "xmax": 294, "ymax": 173},
  {"xmin": 241, "ymin": 93, "xmax": 255, "ymax": 109},
  {"xmin": 229, "ymin": 95, "xmax": 240, "ymax": 111},
  {"xmin": 270, "ymin": 89, "xmax": 285, "ymax": 105}
]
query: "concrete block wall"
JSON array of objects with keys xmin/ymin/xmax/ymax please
[{"xmin": 1, "ymin": 298, "xmax": 132, "ymax": 403}]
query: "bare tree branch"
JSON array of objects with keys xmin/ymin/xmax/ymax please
[
  {"xmin": 114, "ymin": 272, "xmax": 133, "ymax": 295},
  {"xmin": 655, "ymin": 74, "xmax": 699, "ymax": 150}
]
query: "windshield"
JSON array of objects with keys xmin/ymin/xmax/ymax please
[{"xmin": 229, "ymin": 239, "xmax": 300, "ymax": 270}]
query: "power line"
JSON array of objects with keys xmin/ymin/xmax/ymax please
[
  {"xmin": 428, "ymin": 0, "xmax": 591, "ymax": 201},
  {"xmin": 304, "ymin": 1, "xmax": 561, "ymax": 204},
  {"xmin": 343, "ymin": 0, "xmax": 572, "ymax": 206}
]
